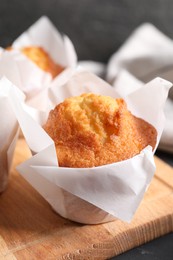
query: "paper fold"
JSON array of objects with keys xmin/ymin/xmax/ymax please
[
  {"xmin": 0, "ymin": 16, "xmax": 77, "ymax": 110},
  {"xmin": 0, "ymin": 77, "xmax": 25, "ymax": 193},
  {"xmin": 106, "ymin": 23, "xmax": 173, "ymax": 83},
  {"xmin": 13, "ymin": 16, "xmax": 77, "ymax": 68},
  {"xmin": 106, "ymin": 23, "xmax": 173, "ymax": 153}
]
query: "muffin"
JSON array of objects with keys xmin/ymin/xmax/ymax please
[
  {"xmin": 44, "ymin": 93, "xmax": 157, "ymax": 168},
  {"xmin": 7, "ymin": 46, "xmax": 64, "ymax": 78}
]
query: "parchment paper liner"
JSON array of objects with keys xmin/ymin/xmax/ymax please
[
  {"xmin": 78, "ymin": 60, "xmax": 106, "ymax": 78},
  {"xmin": 0, "ymin": 78, "xmax": 24, "ymax": 193},
  {"xmin": 112, "ymin": 70, "xmax": 173, "ymax": 153},
  {"xmin": 106, "ymin": 23, "xmax": 173, "ymax": 84},
  {"xmin": 106, "ymin": 24, "xmax": 173, "ymax": 153},
  {"xmin": 0, "ymin": 16, "xmax": 77, "ymax": 110},
  {"xmin": 7, "ymin": 71, "xmax": 171, "ymax": 224}
]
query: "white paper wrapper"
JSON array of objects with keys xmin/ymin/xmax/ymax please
[
  {"xmin": 0, "ymin": 77, "xmax": 25, "ymax": 193},
  {"xmin": 111, "ymin": 70, "xmax": 143, "ymax": 97},
  {"xmin": 8, "ymin": 71, "xmax": 171, "ymax": 224},
  {"xmin": 0, "ymin": 50, "xmax": 51, "ymax": 102},
  {"xmin": 78, "ymin": 60, "xmax": 106, "ymax": 78},
  {"xmin": 106, "ymin": 23, "xmax": 173, "ymax": 84},
  {"xmin": 106, "ymin": 23, "xmax": 173, "ymax": 153},
  {"xmin": 0, "ymin": 47, "xmax": 3, "ymax": 55},
  {"xmin": 12, "ymin": 16, "xmax": 77, "ymax": 68},
  {"xmin": 112, "ymin": 70, "xmax": 173, "ymax": 153},
  {"xmin": 0, "ymin": 16, "xmax": 77, "ymax": 110}
]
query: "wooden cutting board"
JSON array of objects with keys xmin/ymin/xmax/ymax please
[{"xmin": 0, "ymin": 139, "xmax": 173, "ymax": 260}]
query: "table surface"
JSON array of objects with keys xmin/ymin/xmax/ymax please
[
  {"xmin": 111, "ymin": 150, "xmax": 173, "ymax": 260},
  {"xmin": 1, "ymin": 139, "xmax": 173, "ymax": 260},
  {"xmin": 0, "ymin": 1, "xmax": 173, "ymax": 259}
]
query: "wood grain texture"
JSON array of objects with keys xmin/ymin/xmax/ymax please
[{"xmin": 0, "ymin": 138, "xmax": 173, "ymax": 260}]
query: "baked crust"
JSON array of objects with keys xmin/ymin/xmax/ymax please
[
  {"xmin": 44, "ymin": 93, "xmax": 157, "ymax": 168},
  {"xmin": 21, "ymin": 46, "xmax": 64, "ymax": 78},
  {"xmin": 7, "ymin": 46, "xmax": 64, "ymax": 78}
]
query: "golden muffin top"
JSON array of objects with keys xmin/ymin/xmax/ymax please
[{"xmin": 44, "ymin": 93, "xmax": 157, "ymax": 168}]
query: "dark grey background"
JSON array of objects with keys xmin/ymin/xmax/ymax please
[
  {"xmin": 0, "ymin": 1, "xmax": 172, "ymax": 259},
  {"xmin": 1, "ymin": 0, "xmax": 173, "ymax": 63}
]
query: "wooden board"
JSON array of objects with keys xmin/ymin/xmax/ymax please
[{"xmin": 0, "ymin": 138, "xmax": 173, "ymax": 260}]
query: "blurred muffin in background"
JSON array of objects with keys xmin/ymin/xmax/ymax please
[
  {"xmin": 21, "ymin": 46, "xmax": 64, "ymax": 78},
  {"xmin": 7, "ymin": 46, "xmax": 64, "ymax": 78}
]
